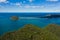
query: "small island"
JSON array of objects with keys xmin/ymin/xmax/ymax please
[{"xmin": 10, "ymin": 16, "xmax": 19, "ymax": 21}]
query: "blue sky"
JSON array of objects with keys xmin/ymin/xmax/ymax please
[{"xmin": 0, "ymin": 0, "xmax": 60, "ymax": 12}]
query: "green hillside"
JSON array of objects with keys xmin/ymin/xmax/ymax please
[
  {"xmin": 44, "ymin": 24, "xmax": 60, "ymax": 37},
  {"xmin": 1, "ymin": 24, "xmax": 59, "ymax": 40}
]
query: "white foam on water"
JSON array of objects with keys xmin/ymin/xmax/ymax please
[{"xmin": 19, "ymin": 17, "xmax": 40, "ymax": 19}]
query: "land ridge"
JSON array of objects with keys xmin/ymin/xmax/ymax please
[{"xmin": 0, "ymin": 24, "xmax": 60, "ymax": 40}]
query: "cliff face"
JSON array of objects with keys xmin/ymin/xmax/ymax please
[{"xmin": 1, "ymin": 24, "xmax": 59, "ymax": 40}]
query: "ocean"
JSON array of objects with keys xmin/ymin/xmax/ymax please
[{"xmin": 0, "ymin": 13, "xmax": 60, "ymax": 35}]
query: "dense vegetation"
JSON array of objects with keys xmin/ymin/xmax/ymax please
[{"xmin": 0, "ymin": 24, "xmax": 60, "ymax": 40}]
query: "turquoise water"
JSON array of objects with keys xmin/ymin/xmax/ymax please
[{"xmin": 0, "ymin": 17, "xmax": 60, "ymax": 35}]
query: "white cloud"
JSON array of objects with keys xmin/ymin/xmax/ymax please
[
  {"xmin": 10, "ymin": 2, "xmax": 22, "ymax": 7},
  {"xmin": 15, "ymin": 3, "xmax": 21, "ymax": 6},
  {"xmin": 0, "ymin": 0, "xmax": 7, "ymax": 2},
  {"xmin": 4, "ymin": 1, "xmax": 9, "ymax": 3},
  {"xmin": 24, "ymin": 5, "xmax": 30, "ymax": 8},
  {"xmin": 15, "ymin": 3, "xmax": 23, "ymax": 8},
  {"xmin": 24, "ymin": 5, "xmax": 45, "ymax": 8},
  {"xmin": 29, "ymin": 0, "xmax": 33, "ymax": 2},
  {"xmin": 46, "ymin": 0, "xmax": 59, "ymax": 2}
]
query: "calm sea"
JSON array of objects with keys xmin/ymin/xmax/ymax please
[{"xmin": 0, "ymin": 13, "xmax": 60, "ymax": 35}]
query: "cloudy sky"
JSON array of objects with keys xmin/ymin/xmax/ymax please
[{"xmin": 0, "ymin": 0, "xmax": 60, "ymax": 12}]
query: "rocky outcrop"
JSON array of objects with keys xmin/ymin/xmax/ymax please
[{"xmin": 10, "ymin": 16, "xmax": 19, "ymax": 21}]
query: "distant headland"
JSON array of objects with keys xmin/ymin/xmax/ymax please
[{"xmin": 40, "ymin": 14, "xmax": 60, "ymax": 18}]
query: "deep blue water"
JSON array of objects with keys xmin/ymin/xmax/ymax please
[{"xmin": 0, "ymin": 13, "xmax": 60, "ymax": 35}]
